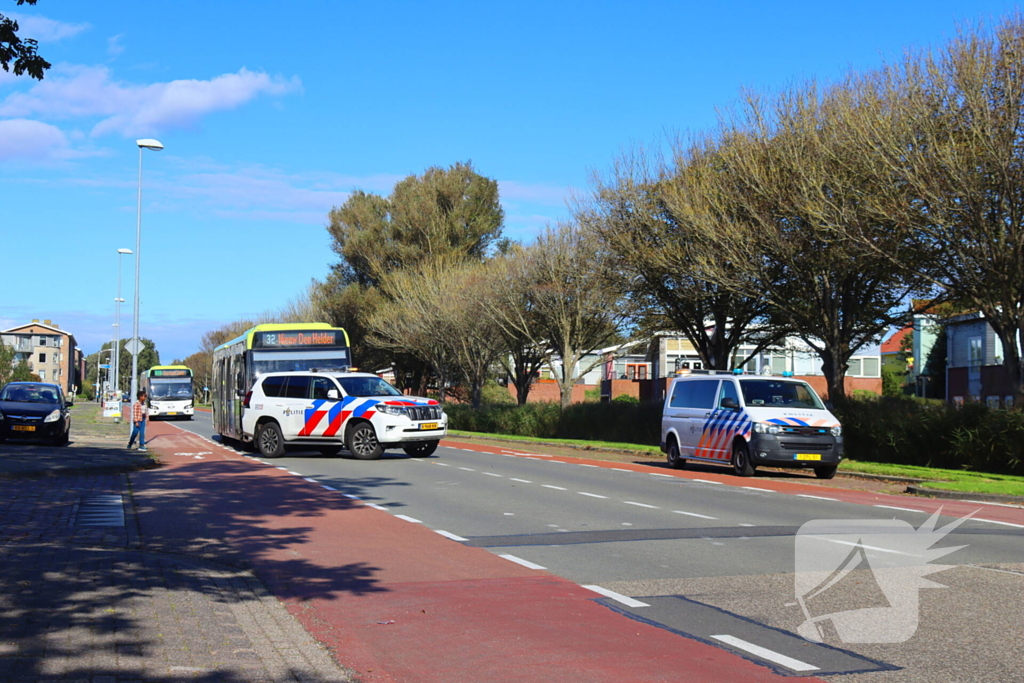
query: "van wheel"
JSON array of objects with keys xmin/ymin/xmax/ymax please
[
  {"xmin": 731, "ymin": 441, "xmax": 756, "ymax": 477},
  {"xmin": 666, "ymin": 440, "xmax": 686, "ymax": 470},
  {"xmin": 347, "ymin": 423, "xmax": 383, "ymax": 460},
  {"xmin": 814, "ymin": 465, "xmax": 838, "ymax": 479},
  {"xmin": 404, "ymin": 441, "xmax": 438, "ymax": 457},
  {"xmin": 256, "ymin": 421, "xmax": 286, "ymax": 458}
]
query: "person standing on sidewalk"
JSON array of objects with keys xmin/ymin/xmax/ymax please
[{"xmin": 127, "ymin": 390, "xmax": 148, "ymax": 451}]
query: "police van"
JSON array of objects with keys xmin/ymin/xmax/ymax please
[
  {"xmin": 241, "ymin": 370, "xmax": 447, "ymax": 459},
  {"xmin": 661, "ymin": 370, "xmax": 843, "ymax": 478}
]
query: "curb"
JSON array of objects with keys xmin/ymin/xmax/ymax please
[
  {"xmin": 905, "ymin": 485, "xmax": 1024, "ymax": 504},
  {"xmin": 838, "ymin": 471, "xmax": 929, "ymax": 484}
]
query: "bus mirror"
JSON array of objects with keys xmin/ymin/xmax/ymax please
[{"xmin": 327, "ymin": 389, "xmax": 340, "ymax": 400}]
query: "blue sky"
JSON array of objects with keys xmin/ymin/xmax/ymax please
[{"xmin": 1, "ymin": 0, "xmax": 1019, "ymax": 362}]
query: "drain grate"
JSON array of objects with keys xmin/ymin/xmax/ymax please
[{"xmin": 76, "ymin": 494, "xmax": 125, "ymax": 527}]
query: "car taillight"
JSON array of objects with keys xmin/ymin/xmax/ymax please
[{"xmin": 243, "ymin": 391, "xmax": 252, "ymax": 409}]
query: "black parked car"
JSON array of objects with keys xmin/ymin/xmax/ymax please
[{"xmin": 0, "ymin": 382, "xmax": 72, "ymax": 446}]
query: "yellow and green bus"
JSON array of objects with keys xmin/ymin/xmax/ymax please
[
  {"xmin": 141, "ymin": 365, "xmax": 194, "ymax": 420},
  {"xmin": 212, "ymin": 323, "xmax": 351, "ymax": 441}
]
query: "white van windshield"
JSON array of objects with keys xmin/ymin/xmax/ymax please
[{"xmin": 739, "ymin": 380, "xmax": 825, "ymax": 409}]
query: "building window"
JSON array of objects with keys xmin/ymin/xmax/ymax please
[
  {"xmin": 625, "ymin": 363, "xmax": 649, "ymax": 380},
  {"xmin": 968, "ymin": 337, "xmax": 983, "ymax": 367},
  {"xmin": 39, "ymin": 336, "xmax": 48, "ymax": 346},
  {"xmin": 39, "ymin": 353, "xmax": 46, "ymax": 363},
  {"xmin": 38, "ymin": 370, "xmax": 46, "ymax": 380}
]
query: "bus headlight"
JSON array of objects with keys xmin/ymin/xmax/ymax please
[
  {"xmin": 831, "ymin": 424, "xmax": 842, "ymax": 437},
  {"xmin": 753, "ymin": 422, "xmax": 781, "ymax": 435}
]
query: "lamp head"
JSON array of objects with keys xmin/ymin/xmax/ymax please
[
  {"xmin": 136, "ymin": 139, "xmax": 164, "ymax": 151},
  {"xmin": 117, "ymin": 248, "xmax": 133, "ymax": 254}
]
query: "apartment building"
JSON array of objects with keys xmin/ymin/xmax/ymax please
[{"xmin": 1, "ymin": 320, "xmax": 80, "ymax": 396}]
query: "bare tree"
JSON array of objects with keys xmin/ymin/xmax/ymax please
[{"xmin": 851, "ymin": 17, "xmax": 1024, "ymax": 407}]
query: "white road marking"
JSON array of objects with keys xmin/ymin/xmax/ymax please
[
  {"xmin": 434, "ymin": 462, "xmax": 451, "ymax": 467},
  {"xmin": 578, "ymin": 464, "xmax": 599, "ymax": 468},
  {"xmin": 582, "ymin": 585, "xmax": 650, "ymax": 608},
  {"xmin": 624, "ymin": 501, "xmax": 659, "ymax": 509},
  {"xmin": 579, "ymin": 492, "xmax": 608, "ymax": 499},
  {"xmin": 483, "ymin": 472, "xmax": 503, "ymax": 477},
  {"xmin": 542, "ymin": 485, "xmax": 568, "ymax": 491},
  {"xmin": 303, "ymin": 478, "xmax": 318, "ymax": 483},
  {"xmin": 874, "ymin": 504, "xmax": 925, "ymax": 513},
  {"xmin": 673, "ymin": 510, "xmax": 717, "ymax": 520},
  {"xmin": 621, "ymin": 522, "xmax": 633, "ymax": 526},
  {"xmin": 276, "ymin": 467, "xmax": 288, "ymax": 471},
  {"xmin": 499, "ymin": 554, "xmax": 546, "ymax": 570},
  {"xmin": 611, "ymin": 468, "xmax": 630, "ymax": 472},
  {"xmin": 962, "ymin": 499, "xmax": 1024, "ymax": 509},
  {"xmin": 742, "ymin": 486, "xmax": 773, "ymax": 492},
  {"xmin": 435, "ymin": 530, "xmax": 467, "ymax": 541},
  {"xmin": 738, "ymin": 523, "xmax": 756, "ymax": 527},
  {"xmin": 287, "ymin": 471, "xmax": 303, "ymax": 476},
  {"xmin": 366, "ymin": 503, "xmax": 388, "ymax": 511},
  {"xmin": 343, "ymin": 494, "xmax": 361, "ymax": 500},
  {"xmin": 710, "ymin": 635, "xmax": 819, "ymax": 672},
  {"xmin": 504, "ymin": 512, "xmax": 515, "ymax": 516},
  {"xmin": 975, "ymin": 518, "xmax": 1024, "ymax": 528},
  {"xmin": 797, "ymin": 494, "xmax": 839, "ymax": 501},
  {"xmin": 459, "ymin": 467, "xmax": 476, "ymax": 471},
  {"xmin": 510, "ymin": 478, "xmax": 532, "ymax": 483},
  {"xmin": 650, "ymin": 472, "xmax": 674, "ymax": 477},
  {"xmin": 395, "ymin": 514, "xmax": 422, "ymax": 523},
  {"xmin": 806, "ymin": 535, "xmax": 916, "ymax": 556},
  {"xmin": 693, "ymin": 479, "xmax": 724, "ymax": 485},
  {"xmin": 321, "ymin": 485, "xmax": 337, "ymax": 491}
]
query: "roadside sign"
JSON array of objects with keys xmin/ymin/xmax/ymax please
[
  {"xmin": 99, "ymin": 364, "xmax": 110, "ymax": 368},
  {"xmin": 124, "ymin": 338, "xmax": 144, "ymax": 355}
]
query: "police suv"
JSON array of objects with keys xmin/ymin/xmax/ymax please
[
  {"xmin": 241, "ymin": 371, "xmax": 447, "ymax": 459},
  {"xmin": 661, "ymin": 370, "xmax": 843, "ymax": 478}
]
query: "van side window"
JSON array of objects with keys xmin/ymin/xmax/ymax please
[
  {"xmin": 689, "ymin": 380, "xmax": 719, "ymax": 409},
  {"xmin": 283, "ymin": 376, "xmax": 311, "ymax": 399},
  {"xmin": 669, "ymin": 381, "xmax": 692, "ymax": 408},
  {"xmin": 311, "ymin": 378, "xmax": 335, "ymax": 400},
  {"xmin": 718, "ymin": 380, "xmax": 740, "ymax": 408},
  {"xmin": 261, "ymin": 376, "xmax": 285, "ymax": 398}
]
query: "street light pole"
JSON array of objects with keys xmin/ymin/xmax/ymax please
[
  {"xmin": 129, "ymin": 139, "xmax": 164, "ymax": 401},
  {"xmin": 113, "ymin": 248, "xmax": 132, "ymax": 404}
]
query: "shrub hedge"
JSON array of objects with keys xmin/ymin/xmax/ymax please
[{"xmin": 445, "ymin": 396, "xmax": 1024, "ymax": 476}]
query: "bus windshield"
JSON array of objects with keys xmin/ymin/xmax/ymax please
[
  {"xmin": 149, "ymin": 381, "xmax": 192, "ymax": 400},
  {"xmin": 337, "ymin": 376, "xmax": 403, "ymax": 397},
  {"xmin": 738, "ymin": 380, "xmax": 825, "ymax": 409}
]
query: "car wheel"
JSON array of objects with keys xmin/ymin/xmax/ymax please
[
  {"xmin": 346, "ymin": 422, "xmax": 383, "ymax": 460},
  {"xmin": 319, "ymin": 446, "xmax": 342, "ymax": 457},
  {"xmin": 814, "ymin": 465, "xmax": 838, "ymax": 479},
  {"xmin": 731, "ymin": 441, "xmax": 756, "ymax": 477},
  {"xmin": 403, "ymin": 441, "xmax": 438, "ymax": 457},
  {"xmin": 666, "ymin": 439, "xmax": 685, "ymax": 470},
  {"xmin": 256, "ymin": 421, "xmax": 286, "ymax": 458},
  {"xmin": 55, "ymin": 428, "xmax": 70, "ymax": 447}
]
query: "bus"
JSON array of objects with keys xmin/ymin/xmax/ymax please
[
  {"xmin": 141, "ymin": 365, "xmax": 194, "ymax": 420},
  {"xmin": 212, "ymin": 323, "xmax": 351, "ymax": 441}
]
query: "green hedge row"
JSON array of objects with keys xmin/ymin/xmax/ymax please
[{"xmin": 445, "ymin": 397, "xmax": 1024, "ymax": 475}]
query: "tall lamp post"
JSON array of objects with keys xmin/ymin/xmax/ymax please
[
  {"xmin": 129, "ymin": 139, "xmax": 164, "ymax": 401},
  {"xmin": 113, "ymin": 248, "xmax": 132, "ymax": 403}
]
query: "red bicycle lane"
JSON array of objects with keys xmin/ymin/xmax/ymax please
[{"xmin": 137, "ymin": 421, "xmax": 819, "ymax": 683}]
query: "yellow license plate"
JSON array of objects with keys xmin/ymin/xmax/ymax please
[
  {"xmin": 795, "ymin": 453, "xmax": 822, "ymax": 461},
  {"xmin": 12, "ymin": 425, "xmax": 35, "ymax": 432},
  {"xmin": 167, "ymin": 412, "xmax": 178, "ymax": 415},
  {"xmin": 420, "ymin": 422, "xmax": 439, "ymax": 430}
]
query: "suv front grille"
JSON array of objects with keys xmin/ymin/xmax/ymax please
[
  {"xmin": 780, "ymin": 426, "xmax": 829, "ymax": 436},
  {"xmin": 407, "ymin": 405, "xmax": 442, "ymax": 421}
]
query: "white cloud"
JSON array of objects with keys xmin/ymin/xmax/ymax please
[
  {"xmin": 0, "ymin": 118, "xmax": 71, "ymax": 160},
  {"xmin": 5, "ymin": 12, "xmax": 90, "ymax": 41},
  {"xmin": 107, "ymin": 34, "xmax": 125, "ymax": 57},
  {"xmin": 0, "ymin": 65, "xmax": 302, "ymax": 137}
]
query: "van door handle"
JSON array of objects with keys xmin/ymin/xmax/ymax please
[{"xmin": 704, "ymin": 412, "xmax": 711, "ymax": 417}]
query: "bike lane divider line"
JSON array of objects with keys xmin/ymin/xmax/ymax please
[
  {"xmin": 434, "ymin": 530, "xmax": 467, "ymax": 542},
  {"xmin": 975, "ymin": 518, "xmax": 1024, "ymax": 528},
  {"xmin": 797, "ymin": 494, "xmax": 839, "ymax": 501},
  {"xmin": 395, "ymin": 515, "xmax": 422, "ymax": 524},
  {"xmin": 578, "ymin": 492, "xmax": 608, "ymax": 499},
  {"xmin": 582, "ymin": 585, "xmax": 650, "ymax": 608},
  {"xmin": 624, "ymin": 501, "xmax": 659, "ymax": 509},
  {"xmin": 674, "ymin": 510, "xmax": 717, "ymax": 520},
  {"xmin": 710, "ymin": 635, "xmax": 819, "ymax": 673},
  {"xmin": 499, "ymin": 554, "xmax": 546, "ymax": 570}
]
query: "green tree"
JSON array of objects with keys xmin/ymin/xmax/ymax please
[
  {"xmin": 0, "ymin": 338, "xmax": 14, "ymax": 386},
  {"xmin": 1, "ymin": 1, "xmax": 51, "ymax": 80}
]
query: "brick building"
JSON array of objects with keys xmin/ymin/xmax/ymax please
[{"xmin": 1, "ymin": 320, "xmax": 81, "ymax": 395}]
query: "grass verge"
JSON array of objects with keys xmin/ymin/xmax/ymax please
[{"xmin": 446, "ymin": 429, "xmax": 662, "ymax": 455}]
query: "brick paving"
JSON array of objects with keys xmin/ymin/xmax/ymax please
[{"xmin": 0, "ymin": 404, "xmax": 356, "ymax": 682}]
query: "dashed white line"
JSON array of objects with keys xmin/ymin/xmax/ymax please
[
  {"xmin": 343, "ymin": 494, "xmax": 360, "ymax": 500},
  {"xmin": 582, "ymin": 585, "xmax": 650, "ymax": 608},
  {"xmin": 738, "ymin": 523, "xmax": 756, "ymax": 527},
  {"xmin": 542, "ymin": 485, "xmax": 568, "ymax": 491},
  {"xmin": 710, "ymin": 635, "xmax": 819, "ymax": 672},
  {"xmin": 578, "ymin": 492, "xmax": 608, "ymax": 499},
  {"xmin": 499, "ymin": 554, "xmax": 546, "ymax": 570},
  {"xmin": 303, "ymin": 477, "xmax": 318, "ymax": 483},
  {"xmin": 276, "ymin": 467, "xmax": 288, "ymax": 471},
  {"xmin": 287, "ymin": 471, "xmax": 303, "ymax": 476},
  {"xmin": 434, "ymin": 462, "xmax": 451, "ymax": 467},
  {"xmin": 742, "ymin": 486, "xmax": 773, "ymax": 492},
  {"xmin": 510, "ymin": 478, "xmax": 532, "ymax": 483},
  {"xmin": 611, "ymin": 468, "xmax": 630, "ymax": 472},
  {"xmin": 650, "ymin": 473, "xmax": 674, "ymax": 477},
  {"xmin": 624, "ymin": 501, "xmax": 659, "ymax": 509},
  {"xmin": 962, "ymin": 499, "xmax": 1024, "ymax": 509},
  {"xmin": 578, "ymin": 464, "xmax": 599, "ymax": 468},
  {"xmin": 395, "ymin": 514, "xmax": 422, "ymax": 523},
  {"xmin": 673, "ymin": 510, "xmax": 716, "ymax": 520},
  {"xmin": 366, "ymin": 503, "xmax": 388, "ymax": 511},
  {"xmin": 874, "ymin": 504, "xmax": 925, "ymax": 513},
  {"xmin": 321, "ymin": 485, "xmax": 337, "ymax": 491},
  {"xmin": 797, "ymin": 494, "xmax": 839, "ymax": 501},
  {"xmin": 458, "ymin": 467, "xmax": 476, "ymax": 471},
  {"xmin": 975, "ymin": 518, "xmax": 1024, "ymax": 528},
  {"xmin": 807, "ymin": 536, "xmax": 915, "ymax": 556},
  {"xmin": 483, "ymin": 472, "xmax": 503, "ymax": 477},
  {"xmin": 435, "ymin": 530, "xmax": 467, "ymax": 541},
  {"xmin": 693, "ymin": 479, "xmax": 724, "ymax": 485}
]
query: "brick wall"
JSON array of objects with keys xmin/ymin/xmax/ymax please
[{"xmin": 507, "ymin": 380, "xmax": 595, "ymax": 404}]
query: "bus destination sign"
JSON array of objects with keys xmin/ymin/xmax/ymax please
[
  {"xmin": 255, "ymin": 331, "xmax": 340, "ymax": 348},
  {"xmin": 152, "ymin": 369, "xmax": 190, "ymax": 377}
]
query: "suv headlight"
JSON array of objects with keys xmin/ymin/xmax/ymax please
[
  {"xmin": 752, "ymin": 422, "xmax": 781, "ymax": 435},
  {"xmin": 377, "ymin": 404, "xmax": 408, "ymax": 417},
  {"xmin": 44, "ymin": 409, "xmax": 61, "ymax": 423},
  {"xmin": 831, "ymin": 424, "xmax": 842, "ymax": 437}
]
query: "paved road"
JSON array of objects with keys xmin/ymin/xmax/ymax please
[{"xmin": 173, "ymin": 411, "xmax": 1024, "ymax": 682}]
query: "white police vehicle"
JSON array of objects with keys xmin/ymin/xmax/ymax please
[
  {"xmin": 661, "ymin": 370, "xmax": 843, "ymax": 478},
  {"xmin": 241, "ymin": 370, "xmax": 447, "ymax": 459}
]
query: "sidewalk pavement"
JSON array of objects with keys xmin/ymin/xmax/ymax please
[{"xmin": 0, "ymin": 404, "xmax": 355, "ymax": 682}]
